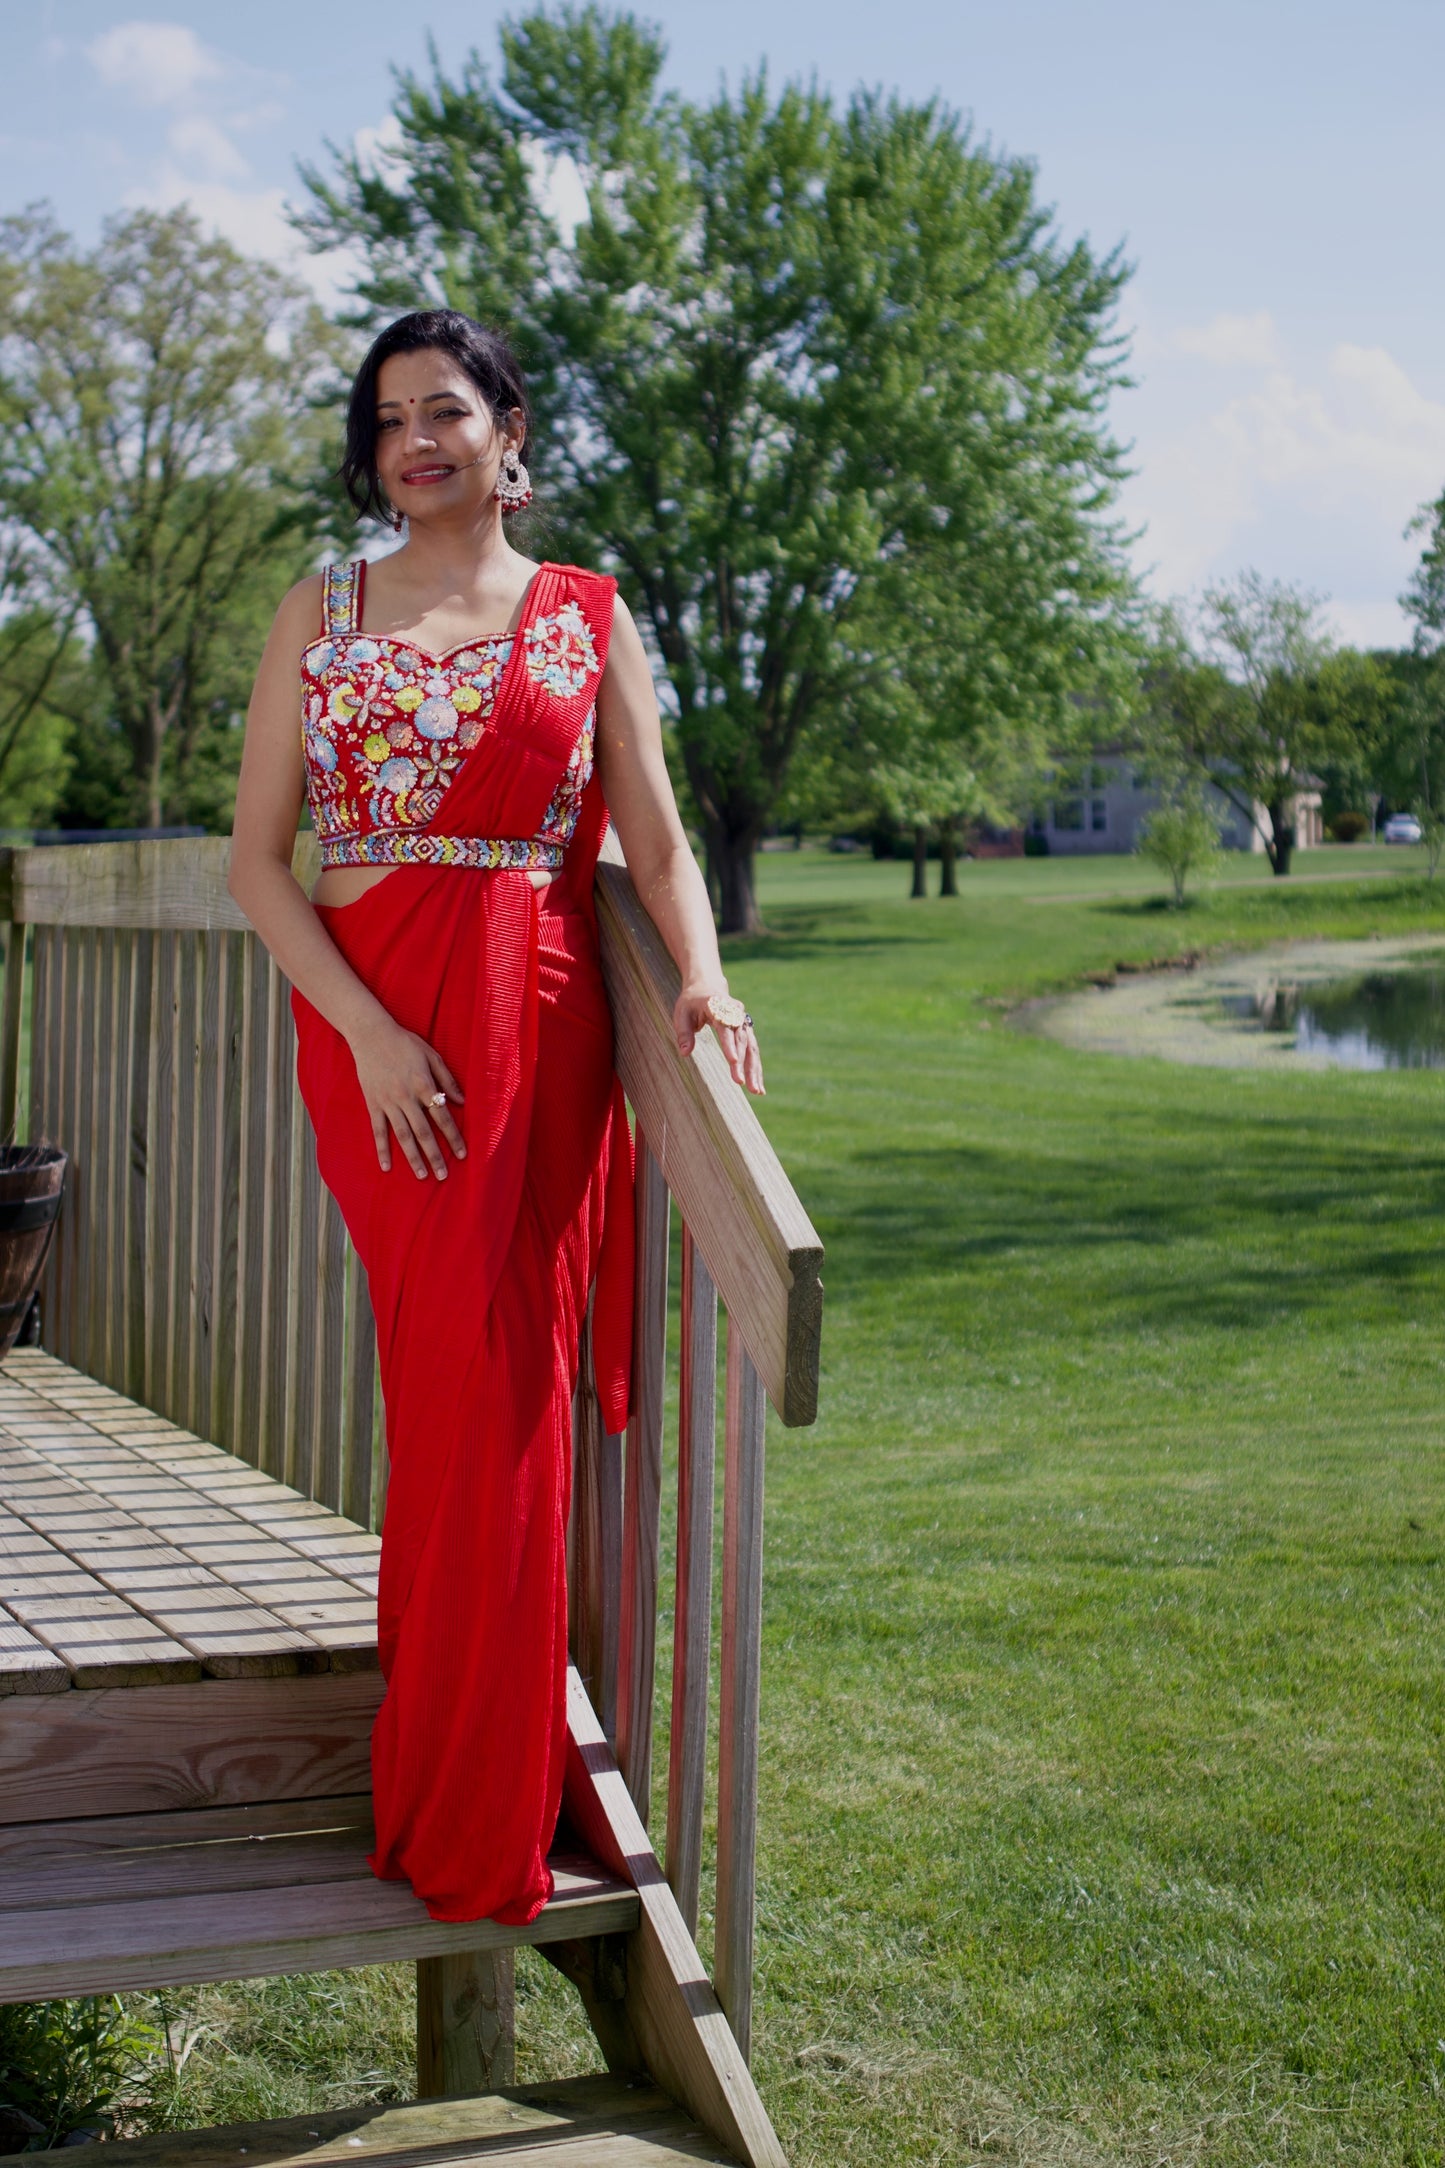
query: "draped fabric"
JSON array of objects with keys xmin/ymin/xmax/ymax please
[{"xmin": 290, "ymin": 564, "xmax": 633, "ymax": 1924}]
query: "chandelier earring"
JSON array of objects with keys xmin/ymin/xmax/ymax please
[
  {"xmin": 391, "ymin": 506, "xmax": 405, "ymax": 534},
  {"xmin": 494, "ymin": 440, "xmax": 533, "ymax": 515}
]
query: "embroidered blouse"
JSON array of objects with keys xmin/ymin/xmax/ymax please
[{"xmin": 299, "ymin": 560, "xmax": 598, "ymax": 870}]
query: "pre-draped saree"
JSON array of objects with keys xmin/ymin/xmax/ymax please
[{"xmin": 290, "ymin": 562, "xmax": 633, "ymax": 1924}]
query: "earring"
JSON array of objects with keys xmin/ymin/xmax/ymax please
[
  {"xmin": 494, "ymin": 443, "xmax": 533, "ymax": 514},
  {"xmin": 391, "ymin": 507, "xmax": 404, "ymax": 534}
]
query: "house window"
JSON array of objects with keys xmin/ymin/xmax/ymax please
[
  {"xmin": 1091, "ymin": 798, "xmax": 1107, "ymax": 833},
  {"xmin": 1053, "ymin": 798, "xmax": 1084, "ymax": 832},
  {"xmin": 1089, "ymin": 764, "xmax": 1109, "ymax": 791}
]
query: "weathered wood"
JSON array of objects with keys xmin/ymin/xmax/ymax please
[
  {"xmin": 0, "ymin": 2076, "xmax": 738, "ymax": 2168},
  {"xmin": 563, "ymin": 1668, "xmax": 786, "ymax": 2168},
  {"xmin": 0, "ymin": 913, "xmax": 23, "ymax": 1141},
  {"xmin": 7, "ymin": 836, "xmax": 316, "ymax": 936},
  {"xmin": 341, "ymin": 1244, "xmax": 377, "ymax": 1530},
  {"xmin": 99, "ymin": 931, "xmax": 130, "ymax": 1389},
  {"xmin": 235, "ymin": 934, "xmax": 271, "ymax": 1469},
  {"xmin": 313, "ymin": 1182, "xmax": 347, "ymax": 1513},
  {"xmin": 616, "ymin": 1139, "xmax": 668, "ymax": 1823},
  {"xmin": 143, "ymin": 931, "xmax": 178, "ymax": 1415},
  {"xmin": 211, "ymin": 930, "xmax": 244, "ymax": 1456},
  {"xmin": 192, "ymin": 932, "xmax": 225, "ymax": 1441},
  {"xmin": 667, "ymin": 1229, "xmax": 717, "ymax": 1937},
  {"xmin": 595, "ymin": 844, "xmax": 822, "ymax": 1426},
  {"xmin": 714, "ymin": 1336, "xmax": 767, "ymax": 2064},
  {"xmin": 260, "ymin": 956, "xmax": 294, "ymax": 1482},
  {"xmin": 172, "ymin": 934, "xmax": 201, "ymax": 1431},
  {"xmin": 0, "ymin": 1610, "xmax": 69, "ymax": 1694},
  {"xmin": 416, "ymin": 1947, "xmax": 517, "ymax": 2095},
  {"xmin": 0, "ymin": 1670, "xmax": 384, "ymax": 1824},
  {"xmin": 124, "ymin": 930, "xmax": 154, "ymax": 1406},
  {"xmin": 0, "ymin": 1851, "xmax": 636, "ymax": 2002}
]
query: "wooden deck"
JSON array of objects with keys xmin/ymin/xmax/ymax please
[
  {"xmin": 0, "ymin": 835, "xmax": 820, "ymax": 2168},
  {"xmin": 0, "ymin": 2077, "xmax": 740, "ymax": 2168}
]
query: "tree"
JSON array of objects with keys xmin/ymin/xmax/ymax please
[
  {"xmin": 1374, "ymin": 490, "xmax": 1445, "ymax": 875},
  {"xmin": 1139, "ymin": 576, "xmax": 1375, "ymax": 877},
  {"xmin": 1136, "ymin": 782, "xmax": 1223, "ymax": 906},
  {"xmin": 299, "ymin": 6, "xmax": 1135, "ymax": 929},
  {"xmin": 0, "ymin": 207, "xmax": 327, "ymax": 829}
]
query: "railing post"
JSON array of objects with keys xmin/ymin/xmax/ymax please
[
  {"xmin": 616, "ymin": 1132, "xmax": 669, "ymax": 1821},
  {"xmin": 715, "ymin": 1328, "xmax": 767, "ymax": 2063},
  {"xmin": 0, "ymin": 850, "xmax": 23, "ymax": 1142},
  {"xmin": 666, "ymin": 1226, "xmax": 717, "ymax": 1936}
]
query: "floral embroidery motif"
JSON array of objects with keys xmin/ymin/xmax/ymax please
[
  {"xmin": 299, "ymin": 565, "xmax": 601, "ymax": 871},
  {"xmin": 524, "ymin": 599, "xmax": 599, "ymax": 698}
]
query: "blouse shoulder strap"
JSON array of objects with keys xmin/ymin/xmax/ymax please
[
  {"xmin": 547, "ymin": 563, "xmax": 617, "ymax": 679},
  {"xmin": 321, "ymin": 560, "xmax": 363, "ymax": 638}
]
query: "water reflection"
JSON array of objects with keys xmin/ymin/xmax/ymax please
[{"xmin": 1223, "ymin": 962, "xmax": 1445, "ymax": 1069}]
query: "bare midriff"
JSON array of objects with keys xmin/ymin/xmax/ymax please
[{"xmin": 311, "ymin": 864, "xmax": 556, "ymax": 909}]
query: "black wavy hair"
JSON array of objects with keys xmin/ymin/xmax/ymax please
[{"xmin": 339, "ymin": 310, "xmax": 533, "ymax": 524}]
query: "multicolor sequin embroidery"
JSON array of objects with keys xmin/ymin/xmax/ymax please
[{"xmin": 300, "ymin": 564, "xmax": 599, "ymax": 870}]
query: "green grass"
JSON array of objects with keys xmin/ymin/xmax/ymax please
[{"xmin": 128, "ymin": 846, "xmax": 1445, "ymax": 2165}]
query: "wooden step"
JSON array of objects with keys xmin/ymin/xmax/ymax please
[
  {"xmin": 0, "ymin": 1796, "xmax": 638, "ymax": 2003},
  {"xmin": 0, "ymin": 2076, "xmax": 741, "ymax": 2168}
]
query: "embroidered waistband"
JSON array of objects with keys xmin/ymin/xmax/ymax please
[{"xmin": 318, "ymin": 833, "xmax": 566, "ymax": 871}]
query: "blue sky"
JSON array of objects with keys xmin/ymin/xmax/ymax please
[{"xmin": 12, "ymin": 2, "xmax": 1444, "ymax": 644}]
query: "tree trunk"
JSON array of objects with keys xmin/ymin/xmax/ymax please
[
  {"xmin": 1268, "ymin": 808, "xmax": 1294, "ymax": 876},
  {"xmin": 938, "ymin": 823, "xmax": 959, "ymax": 897},
  {"xmin": 910, "ymin": 825, "xmax": 929, "ymax": 899},
  {"xmin": 716, "ymin": 831, "xmax": 763, "ymax": 935}
]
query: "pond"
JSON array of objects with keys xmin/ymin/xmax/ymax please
[{"xmin": 1222, "ymin": 960, "xmax": 1445, "ymax": 1070}]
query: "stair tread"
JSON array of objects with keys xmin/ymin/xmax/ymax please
[
  {"xmin": 0, "ymin": 2076, "xmax": 740, "ymax": 2168},
  {"xmin": 0, "ymin": 1798, "xmax": 638, "ymax": 2001}
]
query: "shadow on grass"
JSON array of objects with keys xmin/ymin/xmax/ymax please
[{"xmin": 816, "ymin": 1118, "xmax": 1445, "ymax": 1329}]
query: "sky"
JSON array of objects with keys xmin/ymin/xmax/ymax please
[{"xmin": 9, "ymin": 1, "xmax": 1445, "ymax": 647}]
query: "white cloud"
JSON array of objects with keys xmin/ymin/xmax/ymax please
[
  {"xmin": 1122, "ymin": 316, "xmax": 1445, "ymax": 641},
  {"xmin": 166, "ymin": 116, "xmax": 249, "ymax": 184},
  {"xmin": 87, "ymin": 21, "xmax": 222, "ymax": 107},
  {"xmin": 353, "ymin": 113, "xmax": 408, "ymax": 191},
  {"xmin": 1172, "ymin": 310, "xmax": 1285, "ymax": 370}
]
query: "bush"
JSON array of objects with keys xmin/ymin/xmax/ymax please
[
  {"xmin": 1136, "ymin": 787, "xmax": 1224, "ymax": 905},
  {"xmin": 0, "ymin": 1998, "xmax": 158, "ymax": 2148},
  {"xmin": 1022, "ymin": 832, "xmax": 1050, "ymax": 857},
  {"xmin": 1330, "ymin": 810, "xmax": 1369, "ymax": 842}
]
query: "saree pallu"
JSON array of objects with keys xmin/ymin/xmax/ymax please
[{"xmin": 291, "ymin": 568, "xmax": 633, "ymax": 1925}]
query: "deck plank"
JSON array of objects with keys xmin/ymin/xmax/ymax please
[{"xmin": 0, "ymin": 2077, "xmax": 738, "ymax": 2168}]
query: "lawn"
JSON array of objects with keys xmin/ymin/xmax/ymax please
[{"xmin": 129, "ymin": 846, "xmax": 1445, "ymax": 2166}]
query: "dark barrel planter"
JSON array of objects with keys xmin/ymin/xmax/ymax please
[{"xmin": 0, "ymin": 1144, "xmax": 66, "ymax": 1358}]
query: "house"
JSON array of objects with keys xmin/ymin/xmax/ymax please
[{"xmin": 1029, "ymin": 755, "xmax": 1324, "ymax": 857}]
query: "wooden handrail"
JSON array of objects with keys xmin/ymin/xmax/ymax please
[{"xmin": 595, "ymin": 838, "xmax": 823, "ymax": 1427}]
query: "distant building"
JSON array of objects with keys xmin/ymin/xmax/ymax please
[{"xmin": 1029, "ymin": 755, "xmax": 1323, "ymax": 857}]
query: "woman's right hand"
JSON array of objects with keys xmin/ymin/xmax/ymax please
[{"xmin": 348, "ymin": 1016, "xmax": 467, "ymax": 1178}]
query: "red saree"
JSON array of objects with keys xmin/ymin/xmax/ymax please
[{"xmin": 291, "ymin": 563, "xmax": 633, "ymax": 1924}]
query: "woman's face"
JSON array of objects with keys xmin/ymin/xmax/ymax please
[{"xmin": 373, "ymin": 348, "xmax": 521, "ymax": 524}]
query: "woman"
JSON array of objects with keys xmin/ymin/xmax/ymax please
[{"xmin": 228, "ymin": 310, "xmax": 762, "ymax": 1926}]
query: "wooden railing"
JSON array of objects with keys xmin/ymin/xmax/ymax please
[{"xmin": 0, "ymin": 835, "xmax": 823, "ymax": 2063}]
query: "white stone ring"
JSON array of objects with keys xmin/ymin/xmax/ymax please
[{"xmin": 429, "ymin": 1091, "xmax": 448, "ymax": 1108}]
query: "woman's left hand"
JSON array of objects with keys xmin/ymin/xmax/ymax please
[{"xmin": 674, "ymin": 986, "xmax": 765, "ymax": 1096}]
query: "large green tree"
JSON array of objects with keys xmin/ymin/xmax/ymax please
[
  {"xmin": 0, "ymin": 207, "xmax": 327, "ymax": 830},
  {"xmin": 299, "ymin": 5, "xmax": 1135, "ymax": 929}
]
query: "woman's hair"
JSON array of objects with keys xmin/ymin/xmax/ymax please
[{"xmin": 339, "ymin": 310, "xmax": 533, "ymax": 523}]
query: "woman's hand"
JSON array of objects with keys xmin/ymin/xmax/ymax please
[
  {"xmin": 673, "ymin": 985, "xmax": 765, "ymax": 1097},
  {"xmin": 349, "ymin": 1016, "xmax": 468, "ymax": 1177}
]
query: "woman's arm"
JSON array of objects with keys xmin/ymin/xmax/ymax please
[
  {"xmin": 226, "ymin": 578, "xmax": 468, "ymax": 1179},
  {"xmin": 595, "ymin": 598, "xmax": 764, "ymax": 1096}
]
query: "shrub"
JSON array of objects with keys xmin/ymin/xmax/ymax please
[
  {"xmin": 1330, "ymin": 810, "xmax": 1369, "ymax": 842},
  {"xmin": 1022, "ymin": 832, "xmax": 1050, "ymax": 856},
  {"xmin": 1136, "ymin": 786, "xmax": 1224, "ymax": 905},
  {"xmin": 0, "ymin": 1998, "xmax": 158, "ymax": 2148}
]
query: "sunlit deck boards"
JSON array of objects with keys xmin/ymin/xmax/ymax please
[{"xmin": 0, "ymin": 1348, "xmax": 379, "ymax": 1687}]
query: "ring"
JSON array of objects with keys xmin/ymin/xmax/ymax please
[
  {"xmin": 706, "ymin": 993, "xmax": 748, "ymax": 1031},
  {"xmin": 429, "ymin": 1091, "xmax": 447, "ymax": 1108}
]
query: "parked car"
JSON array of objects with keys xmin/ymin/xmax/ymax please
[{"xmin": 1383, "ymin": 813, "xmax": 1423, "ymax": 844}]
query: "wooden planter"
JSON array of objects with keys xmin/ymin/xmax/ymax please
[{"xmin": 0, "ymin": 1143, "xmax": 66, "ymax": 1357}]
